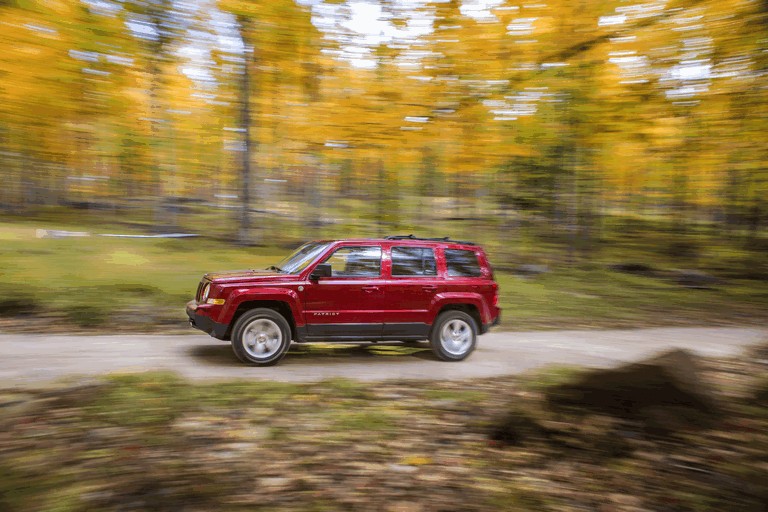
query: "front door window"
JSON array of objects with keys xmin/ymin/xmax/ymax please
[{"xmin": 324, "ymin": 246, "xmax": 382, "ymax": 277}]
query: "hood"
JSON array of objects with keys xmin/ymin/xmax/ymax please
[{"xmin": 204, "ymin": 269, "xmax": 290, "ymax": 283}]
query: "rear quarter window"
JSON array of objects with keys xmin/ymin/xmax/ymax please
[{"xmin": 445, "ymin": 249, "xmax": 482, "ymax": 277}]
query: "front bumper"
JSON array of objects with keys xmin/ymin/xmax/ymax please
[{"xmin": 186, "ymin": 300, "xmax": 229, "ymax": 340}]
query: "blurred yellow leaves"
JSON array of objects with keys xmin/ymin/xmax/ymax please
[
  {"xmin": 0, "ymin": 0, "xmax": 764, "ymax": 220},
  {"xmin": 643, "ymin": 118, "xmax": 685, "ymax": 147},
  {"xmin": 399, "ymin": 455, "xmax": 433, "ymax": 466}
]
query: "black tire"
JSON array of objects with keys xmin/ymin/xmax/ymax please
[
  {"xmin": 231, "ymin": 308, "xmax": 292, "ymax": 366},
  {"xmin": 429, "ymin": 310, "xmax": 477, "ymax": 361}
]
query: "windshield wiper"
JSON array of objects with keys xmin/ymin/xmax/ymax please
[{"xmin": 266, "ymin": 265, "xmax": 283, "ymax": 272}]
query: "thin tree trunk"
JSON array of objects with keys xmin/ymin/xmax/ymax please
[
  {"xmin": 377, "ymin": 159, "xmax": 387, "ymax": 237},
  {"xmin": 237, "ymin": 18, "xmax": 256, "ymax": 245},
  {"xmin": 147, "ymin": 57, "xmax": 167, "ymax": 230}
]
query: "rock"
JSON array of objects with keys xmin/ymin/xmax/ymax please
[
  {"xmin": 35, "ymin": 229, "xmax": 91, "ymax": 239},
  {"xmin": 0, "ymin": 394, "xmax": 43, "ymax": 424},
  {"xmin": 674, "ymin": 269, "xmax": 720, "ymax": 289},
  {"xmin": 752, "ymin": 376, "xmax": 768, "ymax": 405},
  {"xmin": 38, "ymin": 378, "xmax": 109, "ymax": 408},
  {"xmin": 515, "ymin": 264, "xmax": 549, "ymax": 278},
  {"xmin": 416, "ymin": 473, "xmax": 449, "ymax": 483},
  {"xmin": 608, "ymin": 263, "xmax": 657, "ymax": 277},
  {"xmin": 488, "ymin": 408, "xmax": 549, "ymax": 447},
  {"xmin": 545, "ymin": 349, "xmax": 720, "ymax": 430},
  {"xmin": 388, "ymin": 464, "xmax": 419, "ymax": 474},
  {"xmin": 387, "ymin": 501, "xmax": 423, "ymax": 512},
  {"xmin": 259, "ymin": 477, "xmax": 294, "ymax": 490}
]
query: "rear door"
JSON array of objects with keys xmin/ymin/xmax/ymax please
[
  {"xmin": 302, "ymin": 245, "xmax": 385, "ymax": 338},
  {"xmin": 381, "ymin": 245, "xmax": 439, "ymax": 338}
]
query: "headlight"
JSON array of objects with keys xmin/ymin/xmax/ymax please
[{"xmin": 201, "ymin": 283, "xmax": 211, "ymax": 302}]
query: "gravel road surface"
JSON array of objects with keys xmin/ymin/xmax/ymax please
[{"xmin": 0, "ymin": 327, "xmax": 765, "ymax": 386}]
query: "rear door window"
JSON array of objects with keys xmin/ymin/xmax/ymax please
[
  {"xmin": 445, "ymin": 249, "xmax": 482, "ymax": 277},
  {"xmin": 391, "ymin": 247, "xmax": 437, "ymax": 277}
]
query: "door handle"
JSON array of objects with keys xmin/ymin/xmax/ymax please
[
  {"xmin": 422, "ymin": 285, "xmax": 437, "ymax": 292},
  {"xmin": 362, "ymin": 286, "xmax": 379, "ymax": 292}
]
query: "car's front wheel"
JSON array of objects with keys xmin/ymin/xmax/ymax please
[
  {"xmin": 231, "ymin": 308, "xmax": 291, "ymax": 366},
  {"xmin": 429, "ymin": 310, "xmax": 477, "ymax": 361}
]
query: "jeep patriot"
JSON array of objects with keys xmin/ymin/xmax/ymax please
[{"xmin": 186, "ymin": 235, "xmax": 501, "ymax": 365}]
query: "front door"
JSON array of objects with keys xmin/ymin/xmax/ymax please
[{"xmin": 302, "ymin": 245, "xmax": 385, "ymax": 339}]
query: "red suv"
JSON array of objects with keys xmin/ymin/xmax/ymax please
[{"xmin": 186, "ymin": 235, "xmax": 501, "ymax": 366}]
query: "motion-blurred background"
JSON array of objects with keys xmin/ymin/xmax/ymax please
[{"xmin": 0, "ymin": 0, "xmax": 766, "ymax": 331}]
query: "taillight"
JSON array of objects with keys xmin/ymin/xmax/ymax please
[{"xmin": 492, "ymin": 283, "xmax": 499, "ymax": 306}]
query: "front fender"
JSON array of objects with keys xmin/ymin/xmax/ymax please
[
  {"xmin": 218, "ymin": 287, "xmax": 304, "ymax": 327},
  {"xmin": 429, "ymin": 292, "xmax": 492, "ymax": 325}
]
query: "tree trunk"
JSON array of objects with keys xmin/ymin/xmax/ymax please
[
  {"xmin": 237, "ymin": 18, "xmax": 257, "ymax": 245},
  {"xmin": 377, "ymin": 159, "xmax": 387, "ymax": 237},
  {"xmin": 147, "ymin": 57, "xmax": 172, "ymax": 232}
]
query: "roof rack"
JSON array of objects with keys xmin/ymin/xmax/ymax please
[{"xmin": 385, "ymin": 234, "xmax": 476, "ymax": 246}]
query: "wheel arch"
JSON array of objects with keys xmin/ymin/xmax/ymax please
[
  {"xmin": 430, "ymin": 290, "xmax": 494, "ymax": 333},
  {"xmin": 228, "ymin": 300, "xmax": 297, "ymax": 340},
  {"xmin": 433, "ymin": 303, "xmax": 483, "ymax": 335}
]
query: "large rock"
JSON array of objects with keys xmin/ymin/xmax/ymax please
[{"xmin": 544, "ymin": 349, "xmax": 720, "ymax": 425}]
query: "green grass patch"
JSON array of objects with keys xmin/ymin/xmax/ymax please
[
  {"xmin": 202, "ymin": 380, "xmax": 299, "ymax": 407},
  {"xmin": 331, "ymin": 410, "xmax": 395, "ymax": 432},
  {"xmin": 0, "ymin": 215, "xmax": 766, "ymax": 332},
  {"xmin": 315, "ymin": 378, "xmax": 373, "ymax": 400},
  {"xmin": 519, "ymin": 365, "xmax": 586, "ymax": 393},
  {"xmin": 422, "ymin": 388, "xmax": 490, "ymax": 402},
  {"xmin": 497, "ymin": 268, "xmax": 768, "ymax": 329},
  {"xmin": 84, "ymin": 372, "xmax": 197, "ymax": 427},
  {"xmin": 83, "ymin": 373, "xmax": 315, "ymax": 425},
  {"xmin": 486, "ymin": 485, "xmax": 554, "ymax": 511}
]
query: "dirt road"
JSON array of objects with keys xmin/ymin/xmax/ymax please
[{"xmin": 0, "ymin": 327, "xmax": 764, "ymax": 386}]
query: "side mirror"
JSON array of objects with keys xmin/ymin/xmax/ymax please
[{"xmin": 310, "ymin": 263, "xmax": 332, "ymax": 280}]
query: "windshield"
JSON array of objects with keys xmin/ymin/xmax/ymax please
[{"xmin": 275, "ymin": 242, "xmax": 332, "ymax": 275}]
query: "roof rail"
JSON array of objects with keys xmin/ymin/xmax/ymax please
[{"xmin": 385, "ymin": 234, "xmax": 476, "ymax": 246}]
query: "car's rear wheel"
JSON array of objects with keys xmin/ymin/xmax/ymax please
[
  {"xmin": 231, "ymin": 308, "xmax": 291, "ymax": 366},
  {"xmin": 429, "ymin": 310, "xmax": 477, "ymax": 361}
]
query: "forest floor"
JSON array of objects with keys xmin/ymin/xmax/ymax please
[{"xmin": 1, "ymin": 341, "xmax": 766, "ymax": 511}]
